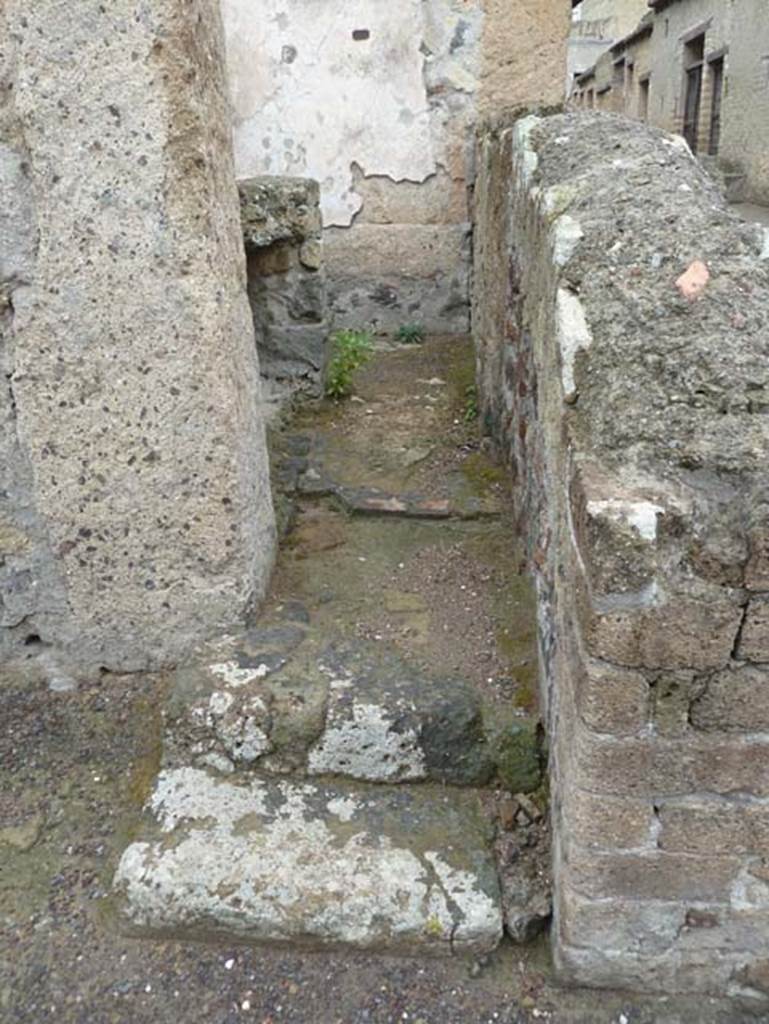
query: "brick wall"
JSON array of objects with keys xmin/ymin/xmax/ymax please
[{"xmin": 473, "ymin": 111, "xmax": 769, "ymax": 1002}]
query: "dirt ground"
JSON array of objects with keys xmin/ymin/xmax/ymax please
[{"xmin": 1, "ymin": 338, "xmax": 764, "ymax": 1023}]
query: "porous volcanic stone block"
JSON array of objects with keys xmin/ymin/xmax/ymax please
[
  {"xmin": 560, "ymin": 784, "xmax": 655, "ymax": 851},
  {"xmin": 582, "ymin": 586, "xmax": 744, "ymax": 673},
  {"xmin": 566, "ymin": 848, "xmax": 740, "ymax": 903},
  {"xmin": 0, "ymin": 0, "xmax": 275, "ymax": 672},
  {"xmin": 737, "ymin": 596, "xmax": 769, "ymax": 662},
  {"xmin": 239, "ymin": 177, "xmax": 321, "ymax": 250},
  {"xmin": 657, "ymin": 798, "xmax": 769, "ymax": 856},
  {"xmin": 240, "ymin": 176, "xmax": 328, "ymax": 389},
  {"xmin": 575, "ymin": 658, "xmax": 650, "ymax": 736},
  {"xmin": 689, "ymin": 664, "xmax": 769, "ymax": 733},
  {"xmin": 570, "ymin": 722, "xmax": 769, "ymax": 799}
]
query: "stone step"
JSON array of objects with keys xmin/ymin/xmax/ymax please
[
  {"xmin": 166, "ymin": 622, "xmax": 542, "ymax": 792},
  {"xmin": 298, "ymin": 476, "xmax": 500, "ymax": 521},
  {"xmin": 272, "ymin": 432, "xmax": 505, "ymax": 521},
  {"xmin": 113, "ymin": 767, "xmax": 503, "ymax": 956}
]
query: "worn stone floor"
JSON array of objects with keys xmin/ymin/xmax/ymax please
[
  {"xmin": 269, "ymin": 336, "xmax": 538, "ymax": 713},
  {"xmin": 1, "ymin": 337, "xmax": 763, "ymax": 1022}
]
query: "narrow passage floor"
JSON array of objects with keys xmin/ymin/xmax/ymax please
[{"xmin": 0, "ymin": 338, "xmax": 750, "ymax": 1023}]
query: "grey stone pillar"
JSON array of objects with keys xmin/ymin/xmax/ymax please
[{"xmin": 0, "ymin": 0, "xmax": 275, "ymax": 674}]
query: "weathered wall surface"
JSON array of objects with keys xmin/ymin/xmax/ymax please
[
  {"xmin": 240, "ymin": 177, "xmax": 328, "ymax": 394},
  {"xmin": 480, "ymin": 0, "xmax": 569, "ymax": 118},
  {"xmin": 574, "ymin": 0, "xmax": 648, "ymax": 37},
  {"xmin": 474, "ymin": 111, "xmax": 769, "ymax": 999},
  {"xmin": 222, "ymin": 0, "xmax": 568, "ymax": 334},
  {"xmin": 0, "ymin": 0, "xmax": 275, "ymax": 676}
]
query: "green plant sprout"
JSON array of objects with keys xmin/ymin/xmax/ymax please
[
  {"xmin": 395, "ymin": 323, "xmax": 425, "ymax": 345},
  {"xmin": 324, "ymin": 328, "xmax": 374, "ymax": 399}
]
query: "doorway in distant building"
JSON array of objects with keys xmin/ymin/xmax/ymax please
[
  {"xmin": 682, "ymin": 33, "xmax": 705, "ymax": 151},
  {"xmin": 625, "ymin": 61, "xmax": 635, "ymax": 113},
  {"xmin": 708, "ymin": 56, "xmax": 724, "ymax": 155},
  {"xmin": 638, "ymin": 74, "xmax": 650, "ymax": 121}
]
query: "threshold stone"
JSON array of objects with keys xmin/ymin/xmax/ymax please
[{"xmin": 113, "ymin": 767, "xmax": 503, "ymax": 955}]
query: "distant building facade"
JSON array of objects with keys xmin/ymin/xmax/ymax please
[
  {"xmin": 567, "ymin": 0, "xmax": 649, "ymax": 95},
  {"xmin": 572, "ymin": 0, "xmax": 769, "ymax": 204}
]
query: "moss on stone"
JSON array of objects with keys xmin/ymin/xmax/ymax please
[
  {"xmin": 459, "ymin": 452, "xmax": 506, "ymax": 497},
  {"xmin": 445, "ymin": 342, "xmax": 477, "ymax": 414},
  {"xmin": 489, "ymin": 717, "xmax": 542, "ymax": 793},
  {"xmin": 127, "ymin": 698, "xmax": 164, "ymax": 809}
]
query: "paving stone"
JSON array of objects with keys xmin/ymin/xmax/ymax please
[
  {"xmin": 340, "ymin": 489, "xmax": 410, "ymax": 516},
  {"xmin": 335, "ymin": 487, "xmax": 451, "ymax": 519},
  {"xmin": 308, "ymin": 646, "xmax": 495, "ymax": 786},
  {"xmin": 113, "ymin": 767, "xmax": 503, "ymax": 956},
  {"xmin": 167, "ymin": 632, "xmax": 538, "ymax": 788},
  {"xmin": 407, "ymin": 497, "xmax": 453, "ymax": 519},
  {"xmin": 278, "ymin": 429, "xmax": 499, "ymax": 522},
  {"xmin": 165, "ymin": 623, "xmax": 328, "ymax": 776}
]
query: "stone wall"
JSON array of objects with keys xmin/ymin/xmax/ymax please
[
  {"xmin": 221, "ymin": 0, "xmax": 569, "ymax": 335},
  {"xmin": 239, "ymin": 177, "xmax": 328, "ymax": 394},
  {"xmin": 573, "ymin": 0, "xmax": 648, "ymax": 37},
  {"xmin": 0, "ymin": 0, "xmax": 275, "ymax": 677},
  {"xmin": 474, "ymin": 111, "xmax": 769, "ymax": 1000},
  {"xmin": 620, "ymin": 25, "xmax": 654, "ymax": 119}
]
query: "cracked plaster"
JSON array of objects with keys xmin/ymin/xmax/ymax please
[{"xmin": 222, "ymin": 0, "xmax": 482, "ymax": 227}]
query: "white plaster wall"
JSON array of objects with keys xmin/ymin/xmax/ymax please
[
  {"xmin": 221, "ymin": 0, "xmax": 482, "ymax": 228},
  {"xmin": 573, "ymin": 0, "xmax": 646, "ymax": 39}
]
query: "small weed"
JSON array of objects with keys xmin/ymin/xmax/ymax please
[
  {"xmin": 395, "ymin": 323, "xmax": 425, "ymax": 345},
  {"xmin": 425, "ymin": 916, "xmax": 445, "ymax": 938},
  {"xmin": 463, "ymin": 383, "xmax": 478, "ymax": 422},
  {"xmin": 324, "ymin": 328, "xmax": 374, "ymax": 399}
]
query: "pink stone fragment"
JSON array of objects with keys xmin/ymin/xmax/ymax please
[
  {"xmin": 675, "ymin": 260, "xmax": 709, "ymax": 301},
  {"xmin": 358, "ymin": 496, "xmax": 408, "ymax": 514},
  {"xmin": 409, "ymin": 499, "xmax": 451, "ymax": 518}
]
